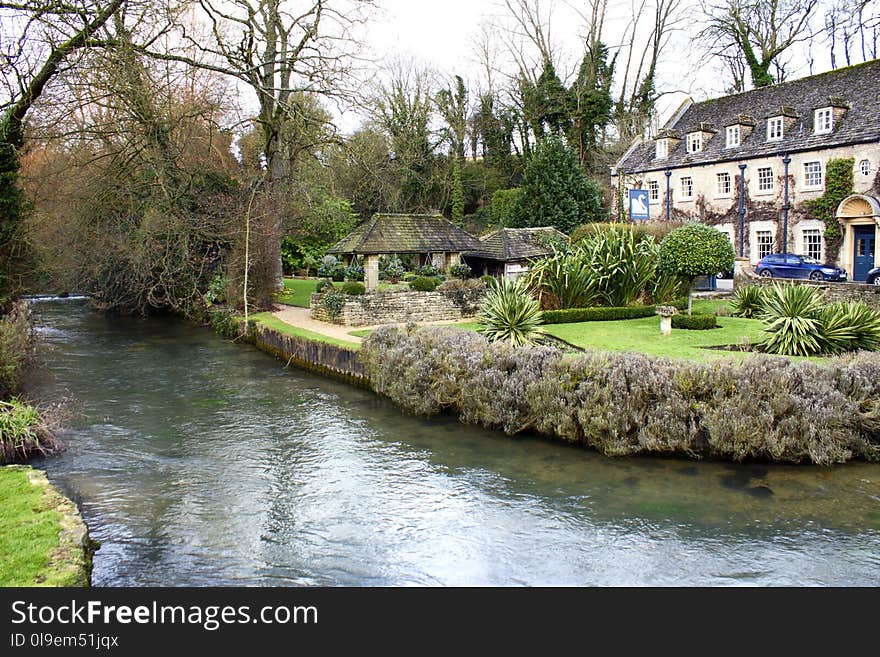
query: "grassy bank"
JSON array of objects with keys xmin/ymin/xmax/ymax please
[
  {"xmin": 0, "ymin": 466, "xmax": 91, "ymax": 586},
  {"xmin": 250, "ymin": 312, "xmax": 359, "ymax": 348}
]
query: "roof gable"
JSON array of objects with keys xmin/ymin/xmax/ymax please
[
  {"xmin": 618, "ymin": 59, "xmax": 880, "ymax": 174},
  {"xmin": 327, "ymin": 213, "xmax": 484, "ymax": 255},
  {"xmin": 470, "ymin": 227, "xmax": 567, "ymax": 261}
]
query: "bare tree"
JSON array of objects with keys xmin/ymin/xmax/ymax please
[
  {"xmin": 824, "ymin": 0, "xmax": 880, "ymax": 68},
  {"xmin": 1, "ymin": 0, "xmax": 126, "ymax": 294},
  {"xmin": 698, "ymin": 0, "xmax": 818, "ymax": 89}
]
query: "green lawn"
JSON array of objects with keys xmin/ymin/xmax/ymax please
[
  {"xmin": 0, "ymin": 466, "xmax": 86, "ymax": 586},
  {"xmin": 250, "ymin": 312, "xmax": 359, "ymax": 349},
  {"xmin": 276, "ymin": 278, "xmax": 342, "ymax": 307},
  {"xmin": 544, "ymin": 315, "xmax": 766, "ymax": 361}
]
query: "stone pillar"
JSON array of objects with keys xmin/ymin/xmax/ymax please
[
  {"xmin": 446, "ymin": 252, "xmax": 461, "ymax": 271},
  {"xmin": 733, "ymin": 257, "xmax": 754, "ymax": 289},
  {"xmin": 364, "ymin": 254, "xmax": 379, "ymax": 292},
  {"xmin": 660, "ymin": 316, "xmax": 672, "ymax": 336}
]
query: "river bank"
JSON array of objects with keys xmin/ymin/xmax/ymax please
[{"xmin": 0, "ymin": 465, "xmax": 92, "ymax": 586}]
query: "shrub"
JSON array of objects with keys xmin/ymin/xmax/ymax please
[
  {"xmin": 410, "ymin": 276, "xmax": 441, "ymax": 292},
  {"xmin": 480, "ymin": 275, "xmax": 497, "ymax": 288},
  {"xmin": 731, "ymin": 285, "xmax": 766, "ymax": 318},
  {"xmin": 0, "ymin": 301, "xmax": 35, "ymax": 398},
  {"xmin": 449, "ymin": 262, "xmax": 472, "ymax": 279},
  {"xmin": 759, "ymin": 283, "xmax": 825, "ymax": 356},
  {"xmin": 402, "ymin": 273, "xmax": 417, "ymax": 282},
  {"xmin": 318, "ymin": 255, "xmax": 346, "ymax": 281},
  {"xmin": 416, "ymin": 262, "xmax": 440, "ymax": 277},
  {"xmin": 341, "ymin": 281, "xmax": 366, "ymax": 296},
  {"xmin": 525, "ymin": 225, "xmax": 660, "ymax": 309},
  {"xmin": 659, "ymin": 224, "xmax": 735, "ymax": 314},
  {"xmin": 315, "ymin": 279, "xmax": 334, "ymax": 294},
  {"xmin": 360, "ymin": 327, "xmax": 879, "ymax": 464},
  {"xmin": 541, "ymin": 306, "xmax": 656, "ymax": 324},
  {"xmin": 671, "ymin": 313, "xmax": 718, "ymax": 330},
  {"xmin": 344, "ymin": 265, "xmax": 365, "ymax": 282},
  {"xmin": 819, "ymin": 301, "xmax": 880, "ymax": 354},
  {"xmin": 0, "ymin": 398, "xmax": 61, "ymax": 464},
  {"xmin": 321, "ymin": 290, "xmax": 346, "ymax": 319},
  {"xmin": 477, "ymin": 277, "xmax": 545, "ymax": 346}
]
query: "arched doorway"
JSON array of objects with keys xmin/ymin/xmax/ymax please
[{"xmin": 837, "ymin": 194, "xmax": 880, "ymax": 282}]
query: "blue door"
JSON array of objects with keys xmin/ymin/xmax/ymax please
[{"xmin": 853, "ymin": 226, "xmax": 875, "ymax": 282}]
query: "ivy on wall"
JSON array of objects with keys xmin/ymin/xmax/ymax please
[{"xmin": 807, "ymin": 157, "xmax": 854, "ymax": 260}]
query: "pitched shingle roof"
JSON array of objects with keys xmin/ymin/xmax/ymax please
[
  {"xmin": 617, "ymin": 59, "xmax": 880, "ymax": 174},
  {"xmin": 468, "ymin": 227, "xmax": 567, "ymax": 261},
  {"xmin": 327, "ymin": 214, "xmax": 485, "ymax": 255}
]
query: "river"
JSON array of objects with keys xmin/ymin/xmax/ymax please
[{"xmin": 28, "ymin": 300, "xmax": 880, "ymax": 586}]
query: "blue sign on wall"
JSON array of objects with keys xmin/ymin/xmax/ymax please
[{"xmin": 629, "ymin": 189, "xmax": 650, "ymax": 221}]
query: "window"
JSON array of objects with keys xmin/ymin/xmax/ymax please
[
  {"xmin": 716, "ymin": 172, "xmax": 731, "ymax": 196},
  {"xmin": 756, "ymin": 230, "xmax": 775, "ymax": 259},
  {"xmin": 803, "ymin": 161, "xmax": 823, "ymax": 189},
  {"xmin": 648, "ymin": 180, "xmax": 659, "ymax": 202},
  {"xmin": 655, "ymin": 139, "xmax": 668, "ymax": 159},
  {"xmin": 687, "ymin": 132, "xmax": 702, "ymax": 153},
  {"xmin": 803, "ymin": 228, "xmax": 823, "ymax": 261},
  {"xmin": 681, "ymin": 176, "xmax": 694, "ymax": 200},
  {"xmin": 814, "ymin": 108, "xmax": 833, "ymax": 134},
  {"xmin": 757, "ymin": 167, "xmax": 774, "ymax": 192},
  {"xmin": 726, "ymin": 125, "xmax": 740, "ymax": 148},
  {"xmin": 861, "ymin": 160, "xmax": 871, "ymax": 176},
  {"xmin": 767, "ymin": 117, "xmax": 784, "ymax": 141}
]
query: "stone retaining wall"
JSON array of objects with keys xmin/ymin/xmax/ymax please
[
  {"xmin": 751, "ymin": 278, "xmax": 880, "ymax": 308},
  {"xmin": 310, "ymin": 288, "xmax": 485, "ymax": 326}
]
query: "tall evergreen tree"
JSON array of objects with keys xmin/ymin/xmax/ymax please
[{"xmin": 510, "ymin": 136, "xmax": 604, "ymax": 234}]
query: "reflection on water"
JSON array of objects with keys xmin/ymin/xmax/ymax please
[{"xmin": 27, "ymin": 300, "xmax": 880, "ymax": 586}]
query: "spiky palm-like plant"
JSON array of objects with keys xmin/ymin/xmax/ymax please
[
  {"xmin": 477, "ymin": 278, "xmax": 545, "ymax": 347},
  {"xmin": 819, "ymin": 301, "xmax": 880, "ymax": 353},
  {"xmin": 730, "ymin": 285, "xmax": 766, "ymax": 318},
  {"xmin": 759, "ymin": 284, "xmax": 825, "ymax": 356}
]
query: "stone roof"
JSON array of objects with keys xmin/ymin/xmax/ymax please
[
  {"xmin": 468, "ymin": 227, "xmax": 567, "ymax": 262},
  {"xmin": 327, "ymin": 213, "xmax": 485, "ymax": 255},
  {"xmin": 616, "ymin": 59, "xmax": 880, "ymax": 174}
]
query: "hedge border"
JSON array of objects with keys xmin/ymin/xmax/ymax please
[
  {"xmin": 542, "ymin": 305, "xmax": 657, "ymax": 325},
  {"xmin": 672, "ymin": 313, "xmax": 718, "ymax": 330}
]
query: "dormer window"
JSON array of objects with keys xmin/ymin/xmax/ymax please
[
  {"xmin": 725, "ymin": 125, "xmax": 740, "ymax": 148},
  {"xmin": 655, "ymin": 139, "xmax": 668, "ymax": 159},
  {"xmin": 686, "ymin": 133, "xmax": 702, "ymax": 153},
  {"xmin": 814, "ymin": 107, "xmax": 833, "ymax": 134},
  {"xmin": 767, "ymin": 117, "xmax": 784, "ymax": 141}
]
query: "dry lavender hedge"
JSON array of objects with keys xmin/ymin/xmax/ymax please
[{"xmin": 360, "ymin": 325, "xmax": 880, "ymax": 465}]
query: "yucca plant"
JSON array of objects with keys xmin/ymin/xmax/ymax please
[
  {"xmin": 477, "ymin": 278, "xmax": 545, "ymax": 347},
  {"xmin": 581, "ymin": 226, "xmax": 659, "ymax": 306},
  {"xmin": 819, "ymin": 301, "xmax": 880, "ymax": 353},
  {"xmin": 758, "ymin": 284, "xmax": 825, "ymax": 356},
  {"xmin": 730, "ymin": 285, "xmax": 766, "ymax": 318},
  {"xmin": 524, "ymin": 246, "xmax": 601, "ymax": 309}
]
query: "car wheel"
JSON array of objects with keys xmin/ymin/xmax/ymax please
[
  {"xmin": 809, "ymin": 271, "xmax": 823, "ymax": 281},
  {"xmin": 759, "ymin": 270, "xmax": 773, "ymax": 278},
  {"xmin": 872, "ymin": 276, "xmax": 880, "ymax": 286}
]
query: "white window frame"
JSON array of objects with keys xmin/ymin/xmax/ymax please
[
  {"xmin": 680, "ymin": 176, "xmax": 694, "ymax": 200},
  {"xmin": 814, "ymin": 107, "xmax": 833, "ymax": 135},
  {"xmin": 803, "ymin": 161, "xmax": 824, "ymax": 190},
  {"xmin": 749, "ymin": 220, "xmax": 777, "ymax": 264},
  {"xmin": 716, "ymin": 172, "xmax": 731, "ymax": 197},
  {"xmin": 801, "ymin": 225, "xmax": 824, "ymax": 262},
  {"xmin": 648, "ymin": 180, "xmax": 659, "ymax": 202},
  {"xmin": 860, "ymin": 159, "xmax": 871, "ymax": 176},
  {"xmin": 725, "ymin": 125, "xmax": 740, "ymax": 148},
  {"xmin": 687, "ymin": 132, "xmax": 702, "ymax": 153},
  {"xmin": 756, "ymin": 167, "xmax": 774, "ymax": 194},
  {"xmin": 756, "ymin": 231, "xmax": 775, "ymax": 260},
  {"xmin": 767, "ymin": 117, "xmax": 784, "ymax": 141},
  {"xmin": 655, "ymin": 139, "xmax": 668, "ymax": 159}
]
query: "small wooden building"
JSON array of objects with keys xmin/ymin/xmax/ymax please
[
  {"xmin": 465, "ymin": 227, "xmax": 568, "ymax": 279},
  {"xmin": 326, "ymin": 213, "xmax": 485, "ymax": 291}
]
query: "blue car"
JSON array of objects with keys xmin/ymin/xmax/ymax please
[{"xmin": 755, "ymin": 253, "xmax": 848, "ymax": 281}]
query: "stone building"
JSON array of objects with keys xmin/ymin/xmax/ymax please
[
  {"xmin": 611, "ymin": 59, "xmax": 880, "ymax": 281},
  {"xmin": 326, "ymin": 213, "xmax": 484, "ymax": 291},
  {"xmin": 465, "ymin": 227, "xmax": 568, "ymax": 279}
]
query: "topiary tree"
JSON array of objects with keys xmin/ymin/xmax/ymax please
[
  {"xmin": 509, "ymin": 135, "xmax": 604, "ymax": 234},
  {"xmin": 659, "ymin": 224, "xmax": 735, "ymax": 315}
]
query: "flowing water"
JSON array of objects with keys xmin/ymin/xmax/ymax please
[{"xmin": 27, "ymin": 300, "xmax": 880, "ymax": 586}]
